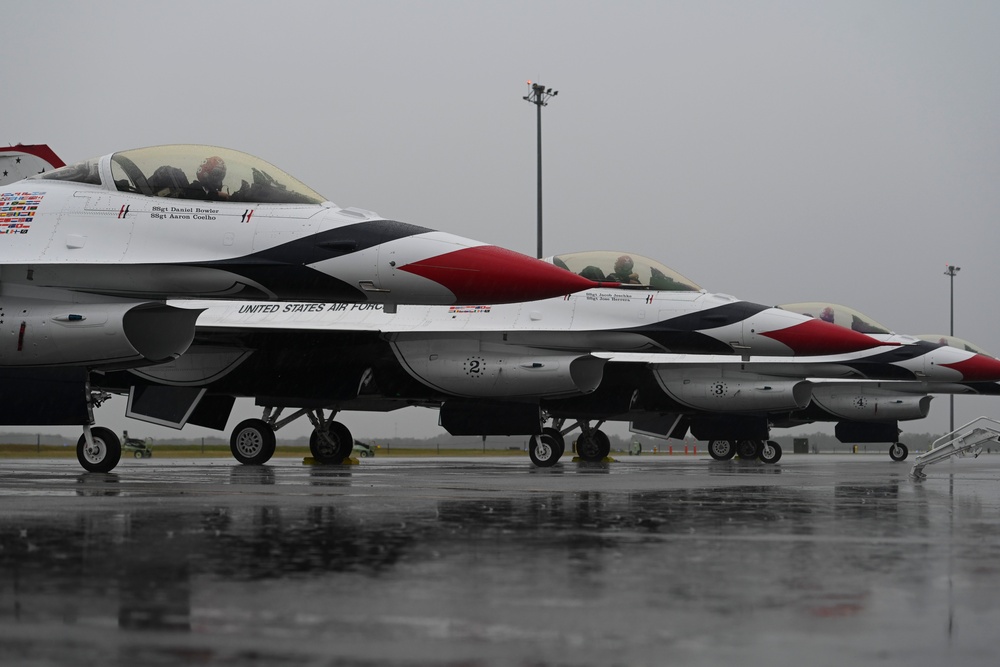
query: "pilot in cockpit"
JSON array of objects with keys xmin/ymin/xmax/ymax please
[
  {"xmin": 607, "ymin": 254, "xmax": 641, "ymax": 284},
  {"xmin": 187, "ymin": 156, "xmax": 230, "ymax": 201}
]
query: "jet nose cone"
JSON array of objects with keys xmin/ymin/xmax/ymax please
[
  {"xmin": 942, "ymin": 354, "xmax": 1000, "ymax": 382},
  {"xmin": 759, "ymin": 318, "xmax": 888, "ymax": 355},
  {"xmin": 398, "ymin": 245, "xmax": 597, "ymax": 304}
]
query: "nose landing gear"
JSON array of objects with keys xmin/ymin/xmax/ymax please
[{"xmin": 77, "ymin": 425, "xmax": 122, "ymax": 473}]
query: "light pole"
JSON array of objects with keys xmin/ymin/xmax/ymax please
[
  {"xmin": 523, "ymin": 81, "xmax": 558, "ymax": 259},
  {"xmin": 945, "ymin": 264, "xmax": 960, "ymax": 432}
]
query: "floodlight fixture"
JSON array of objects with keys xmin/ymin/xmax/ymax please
[{"xmin": 523, "ymin": 81, "xmax": 558, "ymax": 258}]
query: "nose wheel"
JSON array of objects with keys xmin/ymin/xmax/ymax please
[
  {"xmin": 889, "ymin": 442, "xmax": 908, "ymax": 461},
  {"xmin": 759, "ymin": 440, "xmax": 782, "ymax": 464},
  {"xmin": 76, "ymin": 426, "xmax": 122, "ymax": 473},
  {"xmin": 74, "ymin": 388, "xmax": 121, "ymax": 473}
]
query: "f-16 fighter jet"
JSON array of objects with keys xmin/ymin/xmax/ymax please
[
  {"xmin": 91, "ymin": 251, "xmax": 893, "ymax": 472},
  {"xmin": 0, "ymin": 144, "xmax": 598, "ymax": 469}
]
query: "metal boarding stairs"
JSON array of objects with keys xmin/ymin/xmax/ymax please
[{"xmin": 910, "ymin": 417, "xmax": 1000, "ymax": 480}]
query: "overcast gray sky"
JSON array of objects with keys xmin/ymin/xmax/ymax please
[{"xmin": 6, "ymin": 1, "xmax": 1000, "ymax": 442}]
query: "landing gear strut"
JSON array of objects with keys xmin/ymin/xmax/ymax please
[
  {"xmin": 528, "ymin": 417, "xmax": 611, "ymax": 467},
  {"xmin": 227, "ymin": 406, "xmax": 357, "ymax": 466},
  {"xmin": 759, "ymin": 440, "xmax": 783, "ymax": 464},
  {"xmin": 75, "ymin": 386, "xmax": 122, "ymax": 473}
]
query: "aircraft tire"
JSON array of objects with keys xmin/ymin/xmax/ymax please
[
  {"xmin": 760, "ymin": 440, "xmax": 782, "ymax": 464},
  {"xmin": 134, "ymin": 451, "xmax": 143, "ymax": 459},
  {"xmin": 575, "ymin": 432, "xmax": 601, "ymax": 462},
  {"xmin": 708, "ymin": 440, "xmax": 736, "ymax": 461},
  {"xmin": 735, "ymin": 440, "xmax": 760, "ymax": 460},
  {"xmin": 594, "ymin": 429, "xmax": 611, "ymax": 459},
  {"xmin": 529, "ymin": 433, "xmax": 561, "ymax": 467},
  {"xmin": 309, "ymin": 421, "xmax": 353, "ymax": 464},
  {"xmin": 230, "ymin": 419, "xmax": 276, "ymax": 465},
  {"xmin": 77, "ymin": 427, "xmax": 122, "ymax": 473},
  {"xmin": 889, "ymin": 442, "xmax": 908, "ymax": 462},
  {"xmin": 542, "ymin": 427, "xmax": 565, "ymax": 458},
  {"xmin": 576, "ymin": 430, "xmax": 611, "ymax": 462}
]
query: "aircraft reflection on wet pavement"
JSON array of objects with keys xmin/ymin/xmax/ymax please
[{"xmin": 3, "ymin": 458, "xmax": 1000, "ymax": 665}]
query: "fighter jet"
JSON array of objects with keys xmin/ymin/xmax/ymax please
[
  {"xmin": 594, "ymin": 304, "xmax": 1000, "ymax": 464},
  {"xmin": 0, "ymin": 144, "xmax": 598, "ymax": 469},
  {"xmin": 91, "ymin": 251, "xmax": 893, "ymax": 472},
  {"xmin": 1, "ymin": 144, "xmax": 596, "ymax": 307},
  {"xmin": 0, "ymin": 143, "xmax": 65, "ymax": 186}
]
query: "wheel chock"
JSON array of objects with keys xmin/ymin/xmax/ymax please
[{"xmin": 302, "ymin": 456, "xmax": 361, "ymax": 466}]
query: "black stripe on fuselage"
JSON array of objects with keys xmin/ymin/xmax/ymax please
[
  {"xmin": 838, "ymin": 340, "xmax": 938, "ymax": 379},
  {"xmin": 223, "ymin": 219, "xmax": 434, "ymax": 266},
  {"xmin": 619, "ymin": 302, "xmax": 771, "ymax": 353},
  {"xmin": 183, "ymin": 219, "xmax": 433, "ymax": 301}
]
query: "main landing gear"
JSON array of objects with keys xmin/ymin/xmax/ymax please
[
  {"xmin": 706, "ymin": 439, "xmax": 783, "ymax": 464},
  {"xmin": 528, "ymin": 418, "xmax": 612, "ymax": 468},
  {"xmin": 230, "ymin": 407, "xmax": 356, "ymax": 466},
  {"xmin": 528, "ymin": 427, "xmax": 566, "ymax": 467}
]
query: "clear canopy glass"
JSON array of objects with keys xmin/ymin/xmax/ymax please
[
  {"xmin": 549, "ymin": 251, "xmax": 701, "ymax": 291},
  {"xmin": 779, "ymin": 302, "xmax": 893, "ymax": 335},
  {"xmin": 30, "ymin": 158, "xmax": 101, "ymax": 185},
  {"xmin": 30, "ymin": 144, "xmax": 328, "ymax": 205},
  {"xmin": 915, "ymin": 335, "xmax": 995, "ymax": 357}
]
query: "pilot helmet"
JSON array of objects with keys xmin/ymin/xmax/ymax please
[
  {"xmin": 614, "ymin": 254, "xmax": 634, "ymax": 275},
  {"xmin": 197, "ymin": 156, "xmax": 227, "ymax": 190}
]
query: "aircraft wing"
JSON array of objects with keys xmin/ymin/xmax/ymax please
[{"xmin": 593, "ymin": 345, "xmax": 1000, "ymax": 383}]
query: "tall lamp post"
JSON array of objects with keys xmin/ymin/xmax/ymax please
[
  {"xmin": 523, "ymin": 81, "xmax": 558, "ymax": 259},
  {"xmin": 945, "ymin": 264, "xmax": 961, "ymax": 432}
]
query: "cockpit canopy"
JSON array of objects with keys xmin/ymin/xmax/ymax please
[
  {"xmin": 29, "ymin": 144, "xmax": 328, "ymax": 205},
  {"xmin": 915, "ymin": 335, "xmax": 996, "ymax": 358},
  {"xmin": 779, "ymin": 302, "xmax": 893, "ymax": 335},
  {"xmin": 548, "ymin": 251, "xmax": 701, "ymax": 292}
]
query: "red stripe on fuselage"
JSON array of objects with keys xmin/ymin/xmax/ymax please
[
  {"xmin": 941, "ymin": 355, "xmax": 1000, "ymax": 382},
  {"xmin": 760, "ymin": 318, "xmax": 892, "ymax": 355},
  {"xmin": 398, "ymin": 245, "xmax": 597, "ymax": 303}
]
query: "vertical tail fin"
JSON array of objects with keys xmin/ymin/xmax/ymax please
[{"xmin": 0, "ymin": 144, "xmax": 65, "ymax": 186}]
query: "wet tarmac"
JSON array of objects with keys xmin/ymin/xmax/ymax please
[{"xmin": 1, "ymin": 454, "xmax": 999, "ymax": 666}]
